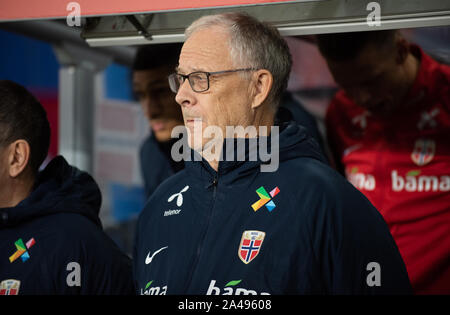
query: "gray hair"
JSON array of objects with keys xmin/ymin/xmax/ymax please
[{"xmin": 185, "ymin": 12, "xmax": 292, "ymax": 109}]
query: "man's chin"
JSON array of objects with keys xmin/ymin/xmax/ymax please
[
  {"xmin": 187, "ymin": 135, "xmax": 203, "ymax": 152},
  {"xmin": 154, "ymin": 130, "xmax": 173, "ymax": 143}
]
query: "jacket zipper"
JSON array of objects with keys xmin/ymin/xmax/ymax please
[
  {"xmin": 212, "ymin": 177, "xmax": 218, "ymax": 198},
  {"xmin": 184, "ymin": 175, "xmax": 218, "ymax": 292}
]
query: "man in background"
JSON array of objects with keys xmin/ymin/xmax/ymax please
[
  {"xmin": 132, "ymin": 44, "xmax": 186, "ymax": 199},
  {"xmin": 317, "ymin": 30, "xmax": 450, "ymax": 294}
]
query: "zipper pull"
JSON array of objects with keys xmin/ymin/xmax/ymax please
[
  {"xmin": 212, "ymin": 177, "xmax": 218, "ymax": 199},
  {"xmin": 205, "ymin": 177, "xmax": 218, "ymax": 189}
]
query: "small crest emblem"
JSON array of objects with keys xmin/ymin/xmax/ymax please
[
  {"xmin": 238, "ymin": 230, "xmax": 265, "ymax": 264},
  {"xmin": 0, "ymin": 279, "xmax": 21, "ymax": 295},
  {"xmin": 411, "ymin": 138, "xmax": 435, "ymax": 166}
]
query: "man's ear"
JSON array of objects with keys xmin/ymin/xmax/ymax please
[
  {"xmin": 250, "ymin": 69, "xmax": 273, "ymax": 109},
  {"xmin": 7, "ymin": 140, "xmax": 31, "ymax": 178}
]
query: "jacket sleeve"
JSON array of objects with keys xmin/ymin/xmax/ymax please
[
  {"xmin": 54, "ymin": 221, "xmax": 136, "ymax": 295},
  {"xmin": 140, "ymin": 135, "xmax": 175, "ymax": 199},
  {"xmin": 79, "ymin": 233, "xmax": 136, "ymax": 295},
  {"xmin": 306, "ymin": 173, "xmax": 413, "ymax": 294}
]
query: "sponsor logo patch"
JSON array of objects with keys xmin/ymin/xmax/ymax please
[
  {"xmin": 168, "ymin": 185, "xmax": 189, "ymax": 207},
  {"xmin": 206, "ymin": 279, "xmax": 270, "ymax": 295},
  {"xmin": 140, "ymin": 280, "xmax": 167, "ymax": 295},
  {"xmin": 251, "ymin": 186, "xmax": 280, "ymax": 212},
  {"xmin": 9, "ymin": 238, "xmax": 35, "ymax": 263}
]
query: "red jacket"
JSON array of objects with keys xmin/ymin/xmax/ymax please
[{"xmin": 326, "ymin": 45, "xmax": 450, "ymax": 294}]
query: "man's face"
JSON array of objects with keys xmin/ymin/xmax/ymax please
[
  {"xmin": 133, "ymin": 66, "xmax": 184, "ymax": 142},
  {"xmin": 175, "ymin": 27, "xmax": 254, "ymax": 150},
  {"xmin": 326, "ymin": 42, "xmax": 411, "ymax": 114}
]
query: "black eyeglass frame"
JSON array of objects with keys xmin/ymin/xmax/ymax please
[{"xmin": 168, "ymin": 68, "xmax": 257, "ymax": 93}]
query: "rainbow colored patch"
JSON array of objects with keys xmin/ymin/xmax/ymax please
[
  {"xmin": 251, "ymin": 186, "xmax": 280, "ymax": 212},
  {"xmin": 9, "ymin": 238, "xmax": 35, "ymax": 263}
]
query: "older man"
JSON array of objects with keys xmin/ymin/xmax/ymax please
[{"xmin": 133, "ymin": 13, "xmax": 412, "ymax": 295}]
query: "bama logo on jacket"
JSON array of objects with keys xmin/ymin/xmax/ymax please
[
  {"xmin": 206, "ymin": 280, "xmax": 270, "ymax": 295},
  {"xmin": 140, "ymin": 279, "xmax": 269, "ymax": 295}
]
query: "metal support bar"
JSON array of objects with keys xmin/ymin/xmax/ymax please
[
  {"xmin": 126, "ymin": 14, "xmax": 153, "ymax": 40},
  {"xmin": 278, "ymin": 14, "xmax": 450, "ymax": 36},
  {"xmin": 57, "ymin": 66, "xmax": 95, "ymax": 173},
  {"xmin": 53, "ymin": 42, "xmax": 112, "ymax": 173},
  {"xmin": 80, "ymin": 0, "xmax": 450, "ymax": 47}
]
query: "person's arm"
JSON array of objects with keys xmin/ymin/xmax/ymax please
[
  {"xmin": 55, "ymin": 225, "xmax": 135, "ymax": 295},
  {"xmin": 306, "ymin": 174, "xmax": 412, "ymax": 294}
]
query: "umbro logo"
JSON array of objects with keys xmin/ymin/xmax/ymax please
[{"xmin": 417, "ymin": 108, "xmax": 439, "ymax": 130}]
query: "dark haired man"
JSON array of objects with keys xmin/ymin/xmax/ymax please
[
  {"xmin": 317, "ymin": 30, "xmax": 450, "ymax": 294},
  {"xmin": 0, "ymin": 80, "xmax": 134, "ymax": 294},
  {"xmin": 132, "ymin": 43, "xmax": 186, "ymax": 199}
]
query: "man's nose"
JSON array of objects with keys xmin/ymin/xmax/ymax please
[{"xmin": 175, "ymin": 79, "xmax": 196, "ymax": 108}]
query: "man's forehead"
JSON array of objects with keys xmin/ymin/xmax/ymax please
[
  {"xmin": 133, "ymin": 68, "xmax": 170, "ymax": 87},
  {"xmin": 329, "ymin": 48, "xmax": 387, "ymax": 75},
  {"xmin": 177, "ymin": 28, "xmax": 232, "ymax": 73},
  {"xmin": 329, "ymin": 62, "xmax": 380, "ymax": 87},
  {"xmin": 330, "ymin": 60, "xmax": 378, "ymax": 76}
]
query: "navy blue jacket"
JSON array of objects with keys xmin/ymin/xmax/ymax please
[
  {"xmin": 140, "ymin": 135, "xmax": 185, "ymax": 199},
  {"xmin": 133, "ymin": 122, "xmax": 412, "ymax": 295},
  {"xmin": 0, "ymin": 156, "xmax": 134, "ymax": 295},
  {"xmin": 277, "ymin": 92, "xmax": 326, "ymax": 157}
]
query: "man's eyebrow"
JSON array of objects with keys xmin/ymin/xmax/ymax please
[
  {"xmin": 146, "ymin": 78, "xmax": 168, "ymax": 86},
  {"xmin": 175, "ymin": 66, "xmax": 205, "ymax": 74}
]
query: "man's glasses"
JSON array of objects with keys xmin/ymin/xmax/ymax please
[{"xmin": 168, "ymin": 68, "xmax": 257, "ymax": 93}]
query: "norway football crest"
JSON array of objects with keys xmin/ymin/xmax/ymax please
[
  {"xmin": 0, "ymin": 279, "xmax": 20, "ymax": 295},
  {"xmin": 238, "ymin": 230, "xmax": 265, "ymax": 264},
  {"xmin": 411, "ymin": 138, "xmax": 435, "ymax": 166}
]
